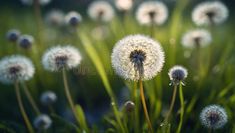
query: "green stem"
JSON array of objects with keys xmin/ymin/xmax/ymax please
[
  {"xmin": 164, "ymin": 85, "xmax": 178, "ymax": 123},
  {"xmin": 14, "ymin": 81, "xmax": 34, "ymax": 133},
  {"xmin": 62, "ymin": 69, "xmax": 79, "ymax": 124},
  {"xmin": 21, "ymin": 83, "xmax": 41, "ymax": 115},
  {"xmin": 133, "ymin": 82, "xmax": 140, "ymax": 133},
  {"xmin": 177, "ymin": 82, "xmax": 184, "ymax": 133},
  {"xmin": 33, "ymin": 0, "xmax": 43, "ymax": 44},
  {"xmin": 140, "ymin": 80, "xmax": 154, "ymax": 133}
]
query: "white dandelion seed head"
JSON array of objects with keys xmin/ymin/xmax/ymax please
[
  {"xmin": 42, "ymin": 45, "xmax": 82, "ymax": 72},
  {"xmin": 115, "ymin": 0, "xmax": 133, "ymax": 11},
  {"xmin": 111, "ymin": 34, "xmax": 165, "ymax": 81},
  {"xmin": 17, "ymin": 34, "xmax": 34, "ymax": 49},
  {"xmin": 45, "ymin": 10, "xmax": 65, "ymax": 26},
  {"xmin": 136, "ymin": 1, "xmax": 168, "ymax": 26},
  {"xmin": 200, "ymin": 105, "xmax": 228, "ymax": 129},
  {"xmin": 0, "ymin": 55, "xmax": 35, "ymax": 84},
  {"xmin": 182, "ymin": 29, "xmax": 212, "ymax": 48},
  {"xmin": 192, "ymin": 1, "xmax": 229, "ymax": 26},
  {"xmin": 20, "ymin": 0, "xmax": 52, "ymax": 6},
  {"xmin": 34, "ymin": 114, "xmax": 52, "ymax": 130},
  {"xmin": 88, "ymin": 1, "xmax": 115, "ymax": 22},
  {"xmin": 168, "ymin": 65, "xmax": 188, "ymax": 85},
  {"xmin": 6, "ymin": 29, "xmax": 21, "ymax": 42},
  {"xmin": 40, "ymin": 91, "xmax": 57, "ymax": 106},
  {"xmin": 91, "ymin": 25, "xmax": 109, "ymax": 40},
  {"xmin": 65, "ymin": 11, "xmax": 82, "ymax": 27}
]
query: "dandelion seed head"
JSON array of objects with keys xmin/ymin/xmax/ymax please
[
  {"xmin": 20, "ymin": 0, "xmax": 52, "ymax": 6},
  {"xmin": 200, "ymin": 105, "xmax": 228, "ymax": 129},
  {"xmin": 40, "ymin": 91, "xmax": 57, "ymax": 106},
  {"xmin": 42, "ymin": 45, "xmax": 82, "ymax": 72},
  {"xmin": 0, "ymin": 55, "xmax": 35, "ymax": 84},
  {"xmin": 17, "ymin": 34, "xmax": 34, "ymax": 49},
  {"xmin": 168, "ymin": 65, "xmax": 188, "ymax": 85},
  {"xmin": 91, "ymin": 25, "xmax": 109, "ymax": 40},
  {"xmin": 65, "ymin": 11, "xmax": 82, "ymax": 27},
  {"xmin": 124, "ymin": 101, "xmax": 135, "ymax": 113},
  {"xmin": 182, "ymin": 29, "xmax": 212, "ymax": 48},
  {"xmin": 111, "ymin": 34, "xmax": 165, "ymax": 81},
  {"xmin": 45, "ymin": 10, "xmax": 65, "ymax": 26},
  {"xmin": 192, "ymin": 1, "xmax": 229, "ymax": 26},
  {"xmin": 6, "ymin": 29, "xmax": 21, "ymax": 42},
  {"xmin": 115, "ymin": 0, "xmax": 133, "ymax": 11},
  {"xmin": 88, "ymin": 1, "xmax": 115, "ymax": 22},
  {"xmin": 34, "ymin": 114, "xmax": 52, "ymax": 130},
  {"xmin": 136, "ymin": 1, "xmax": 168, "ymax": 26}
]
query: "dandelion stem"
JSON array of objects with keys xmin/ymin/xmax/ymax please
[
  {"xmin": 21, "ymin": 83, "xmax": 41, "ymax": 115},
  {"xmin": 33, "ymin": 0, "xmax": 43, "ymax": 43},
  {"xmin": 164, "ymin": 84, "xmax": 178, "ymax": 123},
  {"xmin": 133, "ymin": 82, "xmax": 140, "ymax": 133},
  {"xmin": 14, "ymin": 81, "xmax": 34, "ymax": 133},
  {"xmin": 62, "ymin": 69, "xmax": 80, "ymax": 124},
  {"xmin": 150, "ymin": 23, "xmax": 155, "ymax": 37},
  {"xmin": 177, "ymin": 82, "xmax": 184, "ymax": 133},
  {"xmin": 139, "ymin": 80, "xmax": 154, "ymax": 133}
]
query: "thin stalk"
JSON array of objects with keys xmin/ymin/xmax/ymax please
[
  {"xmin": 21, "ymin": 83, "xmax": 41, "ymax": 115},
  {"xmin": 133, "ymin": 82, "xmax": 140, "ymax": 133},
  {"xmin": 14, "ymin": 81, "xmax": 34, "ymax": 133},
  {"xmin": 139, "ymin": 80, "xmax": 154, "ymax": 133},
  {"xmin": 150, "ymin": 23, "xmax": 155, "ymax": 37},
  {"xmin": 33, "ymin": 0, "xmax": 43, "ymax": 43},
  {"xmin": 177, "ymin": 82, "xmax": 184, "ymax": 133},
  {"xmin": 62, "ymin": 69, "xmax": 79, "ymax": 123},
  {"xmin": 164, "ymin": 84, "xmax": 178, "ymax": 123}
]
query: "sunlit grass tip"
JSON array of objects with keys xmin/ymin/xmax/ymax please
[
  {"xmin": 192, "ymin": 1, "xmax": 229, "ymax": 26},
  {"xmin": 87, "ymin": 0, "xmax": 115, "ymax": 22},
  {"xmin": 182, "ymin": 29, "xmax": 212, "ymax": 49},
  {"xmin": 200, "ymin": 104, "xmax": 228, "ymax": 130},
  {"xmin": 0, "ymin": 55, "xmax": 35, "ymax": 84},
  {"xmin": 42, "ymin": 45, "xmax": 82, "ymax": 72},
  {"xmin": 111, "ymin": 34, "xmax": 165, "ymax": 81},
  {"xmin": 136, "ymin": 1, "xmax": 168, "ymax": 26}
]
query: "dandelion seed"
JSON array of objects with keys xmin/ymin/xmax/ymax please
[
  {"xmin": 45, "ymin": 10, "xmax": 65, "ymax": 27},
  {"xmin": 168, "ymin": 65, "xmax": 188, "ymax": 85},
  {"xmin": 17, "ymin": 34, "xmax": 34, "ymax": 49},
  {"xmin": 200, "ymin": 105, "xmax": 228, "ymax": 129},
  {"xmin": 88, "ymin": 1, "xmax": 115, "ymax": 22},
  {"xmin": 115, "ymin": 0, "xmax": 133, "ymax": 11},
  {"xmin": 0, "ymin": 55, "xmax": 35, "ymax": 84},
  {"xmin": 136, "ymin": 1, "xmax": 168, "ymax": 26},
  {"xmin": 40, "ymin": 91, "xmax": 57, "ymax": 106},
  {"xmin": 182, "ymin": 29, "xmax": 212, "ymax": 48},
  {"xmin": 34, "ymin": 114, "xmax": 52, "ymax": 130},
  {"xmin": 124, "ymin": 101, "xmax": 135, "ymax": 113},
  {"xmin": 111, "ymin": 34, "xmax": 165, "ymax": 81},
  {"xmin": 192, "ymin": 1, "xmax": 229, "ymax": 26},
  {"xmin": 6, "ymin": 29, "xmax": 21, "ymax": 42},
  {"xmin": 42, "ymin": 45, "xmax": 82, "ymax": 72},
  {"xmin": 65, "ymin": 11, "xmax": 82, "ymax": 27},
  {"xmin": 20, "ymin": 0, "xmax": 52, "ymax": 6}
]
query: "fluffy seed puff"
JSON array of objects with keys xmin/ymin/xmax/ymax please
[
  {"xmin": 42, "ymin": 45, "xmax": 82, "ymax": 72},
  {"xmin": 192, "ymin": 1, "xmax": 229, "ymax": 26},
  {"xmin": 45, "ymin": 10, "xmax": 65, "ymax": 27},
  {"xmin": 65, "ymin": 11, "xmax": 82, "ymax": 27},
  {"xmin": 111, "ymin": 35, "xmax": 165, "ymax": 81},
  {"xmin": 200, "ymin": 105, "xmax": 228, "ymax": 129},
  {"xmin": 168, "ymin": 65, "xmax": 188, "ymax": 85},
  {"xmin": 182, "ymin": 29, "xmax": 212, "ymax": 48},
  {"xmin": 20, "ymin": 0, "xmax": 52, "ymax": 6},
  {"xmin": 115, "ymin": 0, "xmax": 133, "ymax": 11},
  {"xmin": 17, "ymin": 34, "xmax": 34, "ymax": 49},
  {"xmin": 136, "ymin": 1, "xmax": 168, "ymax": 26},
  {"xmin": 6, "ymin": 29, "xmax": 21, "ymax": 42},
  {"xmin": 34, "ymin": 114, "xmax": 52, "ymax": 130},
  {"xmin": 88, "ymin": 1, "xmax": 115, "ymax": 22},
  {"xmin": 40, "ymin": 91, "xmax": 57, "ymax": 106},
  {"xmin": 0, "ymin": 55, "xmax": 35, "ymax": 84}
]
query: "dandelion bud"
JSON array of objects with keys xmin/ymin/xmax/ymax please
[
  {"xmin": 124, "ymin": 101, "xmax": 135, "ymax": 113},
  {"xmin": 200, "ymin": 105, "xmax": 228, "ymax": 129},
  {"xmin": 40, "ymin": 91, "xmax": 57, "ymax": 106},
  {"xmin": 168, "ymin": 65, "xmax": 188, "ymax": 85},
  {"xmin": 34, "ymin": 114, "xmax": 52, "ymax": 130},
  {"xmin": 6, "ymin": 29, "xmax": 21, "ymax": 42},
  {"xmin": 17, "ymin": 35, "xmax": 34, "ymax": 49},
  {"xmin": 65, "ymin": 11, "xmax": 82, "ymax": 27}
]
